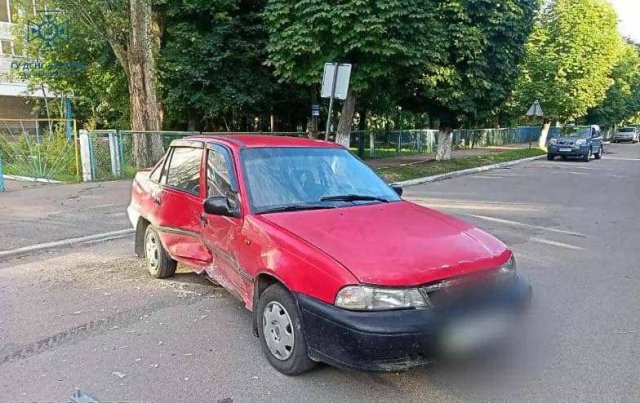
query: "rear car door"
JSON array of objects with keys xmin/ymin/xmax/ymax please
[
  {"xmin": 591, "ymin": 128, "xmax": 603, "ymax": 152},
  {"xmin": 200, "ymin": 144, "xmax": 249, "ymax": 300},
  {"xmin": 155, "ymin": 144, "xmax": 212, "ymax": 267}
]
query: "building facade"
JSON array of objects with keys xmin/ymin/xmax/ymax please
[{"xmin": 0, "ymin": 0, "xmax": 53, "ymax": 121}]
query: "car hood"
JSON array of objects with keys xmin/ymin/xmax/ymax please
[
  {"xmin": 554, "ymin": 136, "xmax": 586, "ymax": 142},
  {"xmin": 260, "ymin": 201, "xmax": 510, "ymax": 286}
]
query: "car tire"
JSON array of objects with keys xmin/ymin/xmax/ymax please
[
  {"xmin": 257, "ymin": 284, "xmax": 315, "ymax": 376},
  {"xmin": 547, "ymin": 153, "xmax": 555, "ymax": 161},
  {"xmin": 582, "ymin": 149, "xmax": 591, "ymax": 162},
  {"xmin": 144, "ymin": 225, "xmax": 177, "ymax": 279},
  {"xmin": 594, "ymin": 146, "xmax": 602, "ymax": 159}
]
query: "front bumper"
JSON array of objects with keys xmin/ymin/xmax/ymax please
[
  {"xmin": 548, "ymin": 144, "xmax": 589, "ymax": 156},
  {"xmin": 296, "ymin": 277, "xmax": 532, "ymax": 372},
  {"xmin": 612, "ymin": 136, "xmax": 635, "ymax": 142}
]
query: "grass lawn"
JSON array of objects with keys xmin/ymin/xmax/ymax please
[{"xmin": 375, "ymin": 148, "xmax": 546, "ymax": 183}]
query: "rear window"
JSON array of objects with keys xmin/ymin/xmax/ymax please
[{"xmin": 166, "ymin": 147, "xmax": 202, "ymax": 194}]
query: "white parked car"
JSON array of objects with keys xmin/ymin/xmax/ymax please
[{"xmin": 612, "ymin": 127, "xmax": 639, "ymax": 143}]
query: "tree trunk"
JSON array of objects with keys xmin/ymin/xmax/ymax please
[
  {"xmin": 129, "ymin": 0, "xmax": 164, "ymax": 168},
  {"xmin": 538, "ymin": 119, "xmax": 552, "ymax": 149},
  {"xmin": 335, "ymin": 88, "xmax": 356, "ymax": 148},
  {"xmin": 435, "ymin": 127, "xmax": 454, "ymax": 161}
]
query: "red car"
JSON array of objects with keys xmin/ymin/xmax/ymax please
[{"xmin": 128, "ymin": 135, "xmax": 531, "ymax": 375}]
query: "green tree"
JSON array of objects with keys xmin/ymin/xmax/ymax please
[
  {"xmin": 418, "ymin": 0, "xmax": 539, "ymax": 160},
  {"xmin": 159, "ymin": 0, "xmax": 308, "ymax": 132},
  {"xmin": 511, "ymin": 0, "xmax": 624, "ymax": 147},
  {"xmin": 586, "ymin": 43, "xmax": 640, "ymax": 129},
  {"xmin": 13, "ymin": 0, "xmax": 167, "ymax": 167},
  {"xmin": 11, "ymin": 3, "xmax": 129, "ymax": 128},
  {"xmin": 263, "ymin": 0, "xmax": 439, "ymax": 147}
]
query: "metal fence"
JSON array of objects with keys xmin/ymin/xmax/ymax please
[
  {"xmin": 0, "ymin": 118, "xmax": 79, "ymax": 182},
  {"xmin": 77, "ymin": 126, "xmax": 543, "ymax": 182},
  {"xmin": 346, "ymin": 127, "xmax": 542, "ymax": 159}
]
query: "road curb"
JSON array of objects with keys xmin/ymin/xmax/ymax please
[
  {"xmin": 396, "ymin": 155, "xmax": 546, "ymax": 187},
  {"xmin": 2, "ymin": 174, "xmax": 64, "ymax": 184},
  {"xmin": 0, "ymin": 229, "xmax": 135, "ymax": 260}
]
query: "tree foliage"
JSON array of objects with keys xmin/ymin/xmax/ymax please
[
  {"xmin": 512, "ymin": 0, "xmax": 624, "ymax": 122},
  {"xmin": 11, "ymin": 0, "xmax": 129, "ymax": 128},
  {"xmin": 419, "ymin": 0, "xmax": 539, "ymax": 128},
  {"xmin": 264, "ymin": 0, "xmax": 439, "ymax": 145},
  {"xmin": 586, "ymin": 43, "xmax": 640, "ymax": 127},
  {"xmin": 160, "ymin": 0, "xmax": 308, "ymax": 131}
]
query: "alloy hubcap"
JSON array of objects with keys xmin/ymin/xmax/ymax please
[
  {"xmin": 145, "ymin": 232, "xmax": 160, "ymax": 272},
  {"xmin": 263, "ymin": 301, "xmax": 294, "ymax": 360}
]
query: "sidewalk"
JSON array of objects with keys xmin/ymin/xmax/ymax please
[
  {"xmin": 0, "ymin": 180, "xmax": 132, "ymax": 251},
  {"xmin": 365, "ymin": 143, "xmax": 531, "ymax": 169}
]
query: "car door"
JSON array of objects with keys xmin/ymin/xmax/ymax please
[
  {"xmin": 154, "ymin": 145, "xmax": 212, "ymax": 267},
  {"xmin": 200, "ymin": 144, "xmax": 249, "ymax": 300},
  {"xmin": 591, "ymin": 128, "xmax": 603, "ymax": 153}
]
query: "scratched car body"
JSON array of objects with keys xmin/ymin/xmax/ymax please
[{"xmin": 128, "ymin": 135, "xmax": 532, "ymax": 375}]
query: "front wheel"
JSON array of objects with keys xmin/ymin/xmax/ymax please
[
  {"xmin": 594, "ymin": 146, "xmax": 603, "ymax": 159},
  {"xmin": 144, "ymin": 225, "xmax": 177, "ymax": 279},
  {"xmin": 582, "ymin": 149, "xmax": 591, "ymax": 162},
  {"xmin": 257, "ymin": 284, "xmax": 315, "ymax": 375},
  {"xmin": 547, "ymin": 153, "xmax": 555, "ymax": 161}
]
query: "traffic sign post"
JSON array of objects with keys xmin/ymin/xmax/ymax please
[
  {"xmin": 321, "ymin": 63, "xmax": 352, "ymax": 140},
  {"xmin": 526, "ymin": 100, "xmax": 544, "ymax": 148}
]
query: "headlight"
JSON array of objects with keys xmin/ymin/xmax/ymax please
[
  {"xmin": 335, "ymin": 286, "xmax": 427, "ymax": 311},
  {"xmin": 498, "ymin": 256, "xmax": 517, "ymax": 280},
  {"xmin": 576, "ymin": 139, "xmax": 587, "ymax": 146},
  {"xmin": 549, "ymin": 138, "xmax": 557, "ymax": 145}
]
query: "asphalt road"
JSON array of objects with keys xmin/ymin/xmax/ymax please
[{"xmin": 1, "ymin": 143, "xmax": 639, "ymax": 402}]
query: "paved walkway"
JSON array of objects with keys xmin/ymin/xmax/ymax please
[
  {"xmin": 366, "ymin": 143, "xmax": 530, "ymax": 168},
  {"xmin": 0, "ymin": 180, "xmax": 132, "ymax": 251}
]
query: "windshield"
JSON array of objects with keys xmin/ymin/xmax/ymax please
[
  {"xmin": 241, "ymin": 147, "xmax": 400, "ymax": 213},
  {"xmin": 619, "ymin": 127, "xmax": 636, "ymax": 132},
  {"xmin": 559, "ymin": 128, "xmax": 590, "ymax": 138}
]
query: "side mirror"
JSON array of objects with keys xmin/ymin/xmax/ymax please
[
  {"xmin": 203, "ymin": 196, "xmax": 240, "ymax": 218},
  {"xmin": 390, "ymin": 184, "xmax": 403, "ymax": 197}
]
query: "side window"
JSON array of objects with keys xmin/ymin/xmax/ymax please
[
  {"xmin": 165, "ymin": 147, "xmax": 202, "ymax": 194},
  {"xmin": 207, "ymin": 146, "xmax": 236, "ymax": 198},
  {"xmin": 148, "ymin": 152, "xmax": 168, "ymax": 183}
]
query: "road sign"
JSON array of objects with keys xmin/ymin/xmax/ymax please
[
  {"xmin": 311, "ymin": 104, "xmax": 320, "ymax": 117},
  {"xmin": 321, "ymin": 63, "xmax": 352, "ymax": 100},
  {"xmin": 321, "ymin": 63, "xmax": 352, "ymax": 140},
  {"xmin": 526, "ymin": 100, "xmax": 544, "ymax": 117}
]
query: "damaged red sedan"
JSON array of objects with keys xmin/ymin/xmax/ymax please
[{"xmin": 128, "ymin": 135, "xmax": 531, "ymax": 375}]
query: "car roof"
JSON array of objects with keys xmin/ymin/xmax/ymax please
[{"xmin": 179, "ymin": 134, "xmax": 342, "ymax": 149}]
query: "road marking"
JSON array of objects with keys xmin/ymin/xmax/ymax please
[
  {"xmin": 604, "ymin": 157, "xmax": 640, "ymax": 161},
  {"xmin": 530, "ymin": 237, "xmax": 585, "ymax": 251},
  {"xmin": 412, "ymin": 198, "xmax": 544, "ymax": 213},
  {"xmin": 468, "ymin": 214, "xmax": 587, "ymax": 238},
  {"xmin": 0, "ymin": 229, "xmax": 135, "ymax": 260}
]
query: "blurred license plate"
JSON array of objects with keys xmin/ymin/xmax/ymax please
[
  {"xmin": 440, "ymin": 311, "xmax": 511, "ymax": 355},
  {"xmin": 559, "ymin": 148, "xmax": 572, "ymax": 152}
]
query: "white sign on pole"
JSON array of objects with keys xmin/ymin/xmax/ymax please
[{"xmin": 321, "ymin": 63, "xmax": 352, "ymax": 100}]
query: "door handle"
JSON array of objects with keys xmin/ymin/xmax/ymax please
[{"xmin": 200, "ymin": 213, "xmax": 209, "ymax": 225}]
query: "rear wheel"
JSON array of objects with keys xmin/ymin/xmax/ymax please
[
  {"xmin": 144, "ymin": 225, "xmax": 177, "ymax": 279},
  {"xmin": 257, "ymin": 284, "xmax": 315, "ymax": 375}
]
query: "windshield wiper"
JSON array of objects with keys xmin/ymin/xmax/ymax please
[
  {"xmin": 320, "ymin": 194, "xmax": 390, "ymax": 203},
  {"xmin": 258, "ymin": 204, "xmax": 336, "ymax": 214}
]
